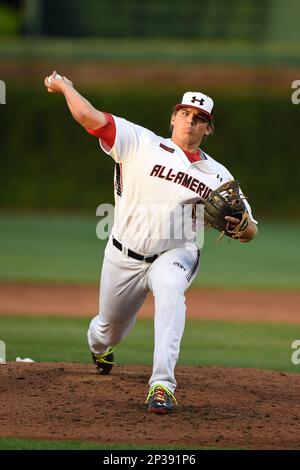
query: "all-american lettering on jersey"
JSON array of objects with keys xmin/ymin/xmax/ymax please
[{"xmin": 87, "ymin": 113, "xmax": 256, "ymax": 254}]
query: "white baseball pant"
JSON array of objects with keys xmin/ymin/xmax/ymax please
[{"xmin": 87, "ymin": 236, "xmax": 200, "ymax": 393}]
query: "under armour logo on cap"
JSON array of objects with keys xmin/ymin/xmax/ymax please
[
  {"xmin": 175, "ymin": 91, "xmax": 214, "ymax": 120},
  {"xmin": 191, "ymin": 96, "xmax": 205, "ymax": 106}
]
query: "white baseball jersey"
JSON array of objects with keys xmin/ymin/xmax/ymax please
[
  {"xmin": 87, "ymin": 112, "xmax": 257, "ymax": 394},
  {"xmin": 88, "ymin": 114, "xmax": 257, "ymax": 255}
]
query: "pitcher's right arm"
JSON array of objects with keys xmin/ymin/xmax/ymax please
[{"xmin": 44, "ymin": 71, "xmax": 107, "ymax": 130}]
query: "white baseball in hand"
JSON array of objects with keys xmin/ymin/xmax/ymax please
[{"xmin": 48, "ymin": 73, "xmax": 62, "ymax": 84}]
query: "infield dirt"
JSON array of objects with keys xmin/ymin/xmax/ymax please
[
  {"xmin": 1, "ymin": 282, "xmax": 300, "ymax": 323},
  {"xmin": 1, "ymin": 362, "xmax": 300, "ymax": 449}
]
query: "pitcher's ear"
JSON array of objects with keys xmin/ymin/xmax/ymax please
[
  {"xmin": 170, "ymin": 111, "xmax": 177, "ymax": 126},
  {"xmin": 205, "ymin": 122, "xmax": 215, "ymax": 136}
]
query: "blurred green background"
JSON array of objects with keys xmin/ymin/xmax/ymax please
[
  {"xmin": 0, "ymin": 0, "xmax": 298, "ymax": 324},
  {"xmin": 0, "ymin": 214, "xmax": 299, "ymax": 289},
  {"xmin": 0, "ymin": 2, "xmax": 298, "ymax": 328},
  {"xmin": 0, "ymin": 1, "xmax": 299, "ymax": 288},
  {"xmin": 0, "ymin": 0, "xmax": 299, "ymax": 450},
  {"xmin": 0, "ymin": 0, "xmax": 299, "ymax": 217},
  {"xmin": 0, "ymin": 1, "xmax": 299, "ymax": 289}
]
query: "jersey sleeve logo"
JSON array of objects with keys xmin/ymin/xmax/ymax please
[
  {"xmin": 115, "ymin": 163, "xmax": 123, "ymax": 196},
  {"xmin": 159, "ymin": 143, "xmax": 175, "ymax": 153}
]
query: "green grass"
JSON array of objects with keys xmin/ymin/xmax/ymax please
[
  {"xmin": 0, "ymin": 214, "xmax": 299, "ymax": 289},
  {"xmin": 198, "ymin": 221, "xmax": 300, "ymax": 289},
  {"xmin": 1, "ymin": 315, "xmax": 299, "ymax": 373},
  {"xmin": 0, "ymin": 437, "xmax": 217, "ymax": 450},
  {"xmin": 0, "ymin": 213, "xmax": 103, "ymax": 284}
]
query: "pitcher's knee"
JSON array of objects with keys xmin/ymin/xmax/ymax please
[
  {"xmin": 88, "ymin": 315, "xmax": 133, "ymax": 352},
  {"xmin": 151, "ymin": 279, "xmax": 186, "ymax": 309},
  {"xmin": 88, "ymin": 325, "xmax": 123, "ymax": 350},
  {"xmin": 103, "ymin": 328, "xmax": 127, "ymax": 346},
  {"xmin": 151, "ymin": 275, "xmax": 186, "ymax": 297}
]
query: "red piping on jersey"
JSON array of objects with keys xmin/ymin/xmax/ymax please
[
  {"xmin": 87, "ymin": 114, "xmax": 202, "ymax": 163},
  {"xmin": 86, "ymin": 113, "xmax": 116, "ymax": 151}
]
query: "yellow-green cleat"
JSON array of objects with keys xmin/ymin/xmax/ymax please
[
  {"xmin": 145, "ymin": 384, "xmax": 177, "ymax": 414},
  {"xmin": 92, "ymin": 347, "xmax": 115, "ymax": 375}
]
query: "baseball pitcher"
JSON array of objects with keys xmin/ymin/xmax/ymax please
[{"xmin": 44, "ymin": 71, "xmax": 257, "ymax": 414}]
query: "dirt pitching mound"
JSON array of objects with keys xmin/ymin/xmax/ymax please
[{"xmin": 1, "ymin": 363, "xmax": 300, "ymax": 449}]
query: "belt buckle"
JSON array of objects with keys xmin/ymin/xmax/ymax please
[{"xmin": 123, "ymin": 246, "xmax": 128, "ymax": 257}]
